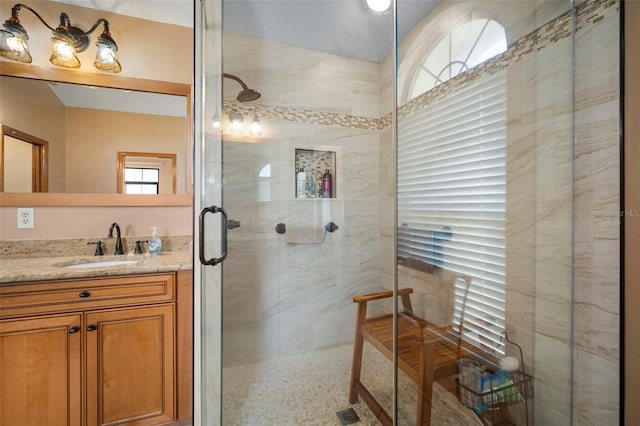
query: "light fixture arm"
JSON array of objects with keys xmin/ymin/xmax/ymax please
[
  {"xmin": 9, "ymin": 4, "xmax": 113, "ymax": 53},
  {"xmin": 10, "ymin": 3, "xmax": 57, "ymax": 32},
  {"xmin": 81, "ymin": 17, "xmax": 110, "ymax": 38}
]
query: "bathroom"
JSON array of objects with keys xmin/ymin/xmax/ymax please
[{"xmin": 0, "ymin": 0, "xmax": 635, "ymax": 425}]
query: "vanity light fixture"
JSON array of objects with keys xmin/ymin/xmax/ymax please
[
  {"xmin": 0, "ymin": 3, "xmax": 121, "ymax": 73},
  {"xmin": 363, "ymin": 0, "xmax": 391, "ymax": 13},
  {"xmin": 216, "ymin": 107, "xmax": 265, "ymax": 136}
]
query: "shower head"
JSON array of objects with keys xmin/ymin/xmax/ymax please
[
  {"xmin": 223, "ymin": 73, "xmax": 262, "ymax": 102},
  {"xmin": 236, "ymin": 88, "xmax": 262, "ymax": 102}
]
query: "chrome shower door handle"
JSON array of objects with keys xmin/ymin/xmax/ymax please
[{"xmin": 198, "ymin": 205, "xmax": 228, "ymax": 266}]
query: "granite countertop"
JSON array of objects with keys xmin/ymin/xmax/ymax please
[{"xmin": 0, "ymin": 251, "xmax": 193, "ymax": 284}]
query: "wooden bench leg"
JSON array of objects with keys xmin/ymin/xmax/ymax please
[
  {"xmin": 417, "ymin": 340, "xmax": 435, "ymax": 426},
  {"xmin": 349, "ymin": 302, "xmax": 367, "ymax": 403}
]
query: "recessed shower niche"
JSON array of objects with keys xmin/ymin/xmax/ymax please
[{"xmin": 294, "ymin": 148, "xmax": 336, "ymax": 199}]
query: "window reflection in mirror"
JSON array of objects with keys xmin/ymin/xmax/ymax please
[{"xmin": 117, "ymin": 152, "xmax": 177, "ymax": 194}]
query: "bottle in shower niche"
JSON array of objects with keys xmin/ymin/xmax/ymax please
[
  {"xmin": 308, "ymin": 171, "xmax": 316, "ymax": 198},
  {"xmin": 148, "ymin": 227, "xmax": 162, "ymax": 256},
  {"xmin": 322, "ymin": 169, "xmax": 332, "ymax": 198},
  {"xmin": 296, "ymin": 167, "xmax": 307, "ymax": 198}
]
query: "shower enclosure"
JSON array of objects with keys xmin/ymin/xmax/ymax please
[{"xmin": 194, "ymin": 0, "xmax": 621, "ymax": 425}]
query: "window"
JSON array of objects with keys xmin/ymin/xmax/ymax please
[
  {"xmin": 124, "ymin": 167, "xmax": 160, "ymax": 194},
  {"xmin": 409, "ymin": 19, "xmax": 507, "ymax": 99},
  {"xmin": 398, "ymin": 69, "xmax": 507, "ymax": 355},
  {"xmin": 258, "ymin": 163, "xmax": 271, "ymax": 201}
]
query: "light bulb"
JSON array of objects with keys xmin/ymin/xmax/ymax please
[
  {"xmin": 212, "ymin": 116, "xmax": 221, "ymax": 131},
  {"xmin": 364, "ymin": 0, "xmax": 391, "ymax": 13},
  {"xmin": 230, "ymin": 115, "xmax": 243, "ymax": 134},
  {"xmin": 250, "ymin": 114, "xmax": 262, "ymax": 136},
  {"xmin": 94, "ymin": 32, "xmax": 121, "ymax": 73},
  {"xmin": 50, "ymin": 32, "xmax": 80, "ymax": 68}
]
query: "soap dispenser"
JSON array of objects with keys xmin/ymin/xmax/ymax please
[{"xmin": 148, "ymin": 227, "xmax": 162, "ymax": 256}]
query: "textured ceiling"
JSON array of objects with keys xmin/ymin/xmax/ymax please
[{"xmin": 51, "ymin": 0, "xmax": 440, "ymax": 62}]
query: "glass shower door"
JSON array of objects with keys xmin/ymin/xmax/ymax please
[
  {"xmin": 217, "ymin": 1, "xmax": 396, "ymax": 424},
  {"xmin": 194, "ymin": 0, "xmax": 224, "ymax": 424},
  {"xmin": 394, "ymin": 1, "xmax": 577, "ymax": 425}
]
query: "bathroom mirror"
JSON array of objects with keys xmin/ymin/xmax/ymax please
[{"xmin": 0, "ymin": 62, "xmax": 192, "ymax": 206}]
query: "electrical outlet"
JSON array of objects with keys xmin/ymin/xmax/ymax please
[{"xmin": 17, "ymin": 208, "xmax": 34, "ymax": 229}]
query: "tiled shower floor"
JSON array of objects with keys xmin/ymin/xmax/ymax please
[{"xmin": 221, "ymin": 344, "xmax": 482, "ymax": 425}]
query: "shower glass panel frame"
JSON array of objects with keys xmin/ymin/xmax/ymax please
[{"xmin": 194, "ymin": 0, "xmax": 224, "ymax": 424}]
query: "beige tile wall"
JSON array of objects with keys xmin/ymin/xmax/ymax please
[
  {"xmin": 390, "ymin": 0, "xmax": 619, "ymax": 424},
  {"xmin": 221, "ymin": 35, "xmax": 385, "ymax": 365}
]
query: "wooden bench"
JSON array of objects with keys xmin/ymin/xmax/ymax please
[{"xmin": 348, "ymin": 286, "xmax": 490, "ymax": 425}]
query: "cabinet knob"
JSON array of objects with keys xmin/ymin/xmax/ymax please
[
  {"xmin": 69, "ymin": 326, "xmax": 80, "ymax": 334},
  {"xmin": 78, "ymin": 291, "xmax": 91, "ymax": 298},
  {"xmin": 86, "ymin": 324, "xmax": 97, "ymax": 332}
]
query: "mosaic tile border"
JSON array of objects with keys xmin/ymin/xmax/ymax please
[
  {"xmin": 223, "ymin": 101, "xmax": 381, "ymax": 131},
  {"xmin": 397, "ymin": 0, "xmax": 617, "ymax": 122},
  {"xmin": 223, "ymin": 0, "xmax": 615, "ymax": 132}
]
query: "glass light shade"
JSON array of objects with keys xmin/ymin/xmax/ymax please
[
  {"xmin": 94, "ymin": 33, "xmax": 121, "ymax": 73},
  {"xmin": 211, "ymin": 112, "xmax": 222, "ymax": 132},
  {"xmin": 250, "ymin": 114, "xmax": 262, "ymax": 136},
  {"xmin": 0, "ymin": 21, "xmax": 31, "ymax": 63},
  {"xmin": 230, "ymin": 115, "xmax": 243, "ymax": 134},
  {"xmin": 50, "ymin": 32, "xmax": 80, "ymax": 68},
  {"xmin": 364, "ymin": 0, "xmax": 391, "ymax": 13}
]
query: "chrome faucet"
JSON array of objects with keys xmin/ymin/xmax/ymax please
[{"xmin": 108, "ymin": 223, "xmax": 125, "ymax": 255}]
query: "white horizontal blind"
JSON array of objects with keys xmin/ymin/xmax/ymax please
[{"xmin": 398, "ymin": 70, "xmax": 507, "ymax": 355}]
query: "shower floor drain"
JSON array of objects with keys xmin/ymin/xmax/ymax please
[{"xmin": 336, "ymin": 407, "xmax": 361, "ymax": 425}]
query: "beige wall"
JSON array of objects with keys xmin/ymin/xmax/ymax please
[
  {"xmin": 0, "ymin": 1, "xmax": 193, "ymax": 240},
  {"xmin": 65, "ymin": 108, "xmax": 187, "ymax": 194},
  {"xmin": 1, "ymin": 77, "xmax": 67, "ymax": 192},
  {"xmin": 625, "ymin": 2, "xmax": 640, "ymax": 424},
  {"xmin": 0, "ymin": 206, "xmax": 191, "ymax": 239}
]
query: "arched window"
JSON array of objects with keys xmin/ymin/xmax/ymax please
[
  {"xmin": 409, "ymin": 19, "xmax": 507, "ymax": 100},
  {"xmin": 258, "ymin": 163, "xmax": 271, "ymax": 201}
]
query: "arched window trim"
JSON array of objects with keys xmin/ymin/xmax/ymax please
[{"xmin": 408, "ymin": 18, "xmax": 507, "ymax": 101}]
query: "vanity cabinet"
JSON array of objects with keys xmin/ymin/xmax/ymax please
[
  {"xmin": 0, "ymin": 314, "xmax": 82, "ymax": 426},
  {"xmin": 0, "ymin": 271, "xmax": 192, "ymax": 426}
]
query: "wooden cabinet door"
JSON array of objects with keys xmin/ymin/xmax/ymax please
[
  {"xmin": 85, "ymin": 305, "xmax": 175, "ymax": 426},
  {"xmin": 0, "ymin": 314, "xmax": 82, "ymax": 426}
]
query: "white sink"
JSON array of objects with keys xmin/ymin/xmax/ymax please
[{"xmin": 61, "ymin": 260, "xmax": 139, "ymax": 269}]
